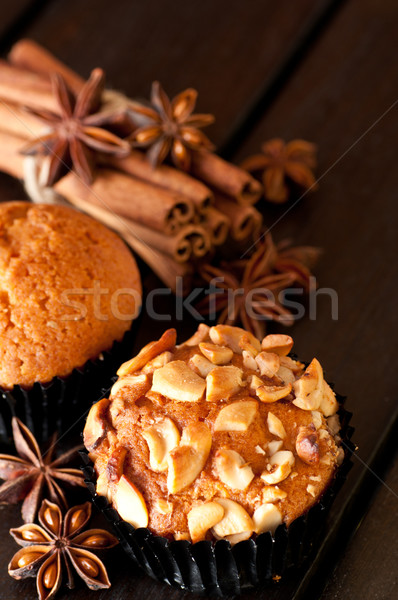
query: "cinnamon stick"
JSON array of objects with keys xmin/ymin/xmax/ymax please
[
  {"xmin": 9, "ymin": 39, "xmax": 85, "ymax": 96},
  {"xmin": 0, "ymin": 61, "xmax": 58, "ymax": 113},
  {"xmin": 0, "ymin": 102, "xmax": 44, "ymax": 139},
  {"xmin": 214, "ymin": 194, "xmax": 262, "ymax": 241},
  {"xmin": 191, "ymin": 150, "xmax": 263, "ymax": 205},
  {"xmin": 0, "ymin": 129, "xmax": 26, "ymax": 179},
  {"xmin": 54, "ymin": 168, "xmax": 195, "ymax": 235},
  {"xmin": 114, "ymin": 220, "xmax": 211, "ymax": 263},
  {"xmin": 108, "ymin": 151, "xmax": 214, "ymax": 212},
  {"xmin": 201, "ymin": 206, "xmax": 230, "ymax": 246}
]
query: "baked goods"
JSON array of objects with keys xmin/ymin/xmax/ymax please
[
  {"xmin": 84, "ymin": 324, "xmax": 344, "ymax": 544},
  {"xmin": 0, "ymin": 201, "xmax": 141, "ymax": 389}
]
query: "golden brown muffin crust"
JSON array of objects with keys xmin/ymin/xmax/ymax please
[{"xmin": 0, "ymin": 201, "xmax": 141, "ymax": 388}]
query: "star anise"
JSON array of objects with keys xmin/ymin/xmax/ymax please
[
  {"xmin": 21, "ymin": 68, "xmax": 131, "ymax": 185},
  {"xmin": 8, "ymin": 499, "xmax": 118, "ymax": 600},
  {"xmin": 241, "ymin": 138, "xmax": 318, "ymax": 203},
  {"xmin": 129, "ymin": 81, "xmax": 215, "ymax": 170},
  {"xmin": 0, "ymin": 417, "xmax": 85, "ymax": 523},
  {"xmin": 198, "ymin": 233, "xmax": 321, "ymax": 338}
]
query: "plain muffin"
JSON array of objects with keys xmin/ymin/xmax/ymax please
[
  {"xmin": 0, "ymin": 201, "xmax": 141, "ymax": 388},
  {"xmin": 84, "ymin": 324, "xmax": 344, "ymax": 544}
]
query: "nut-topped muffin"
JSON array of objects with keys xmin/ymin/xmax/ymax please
[{"xmin": 84, "ymin": 324, "xmax": 343, "ymax": 544}]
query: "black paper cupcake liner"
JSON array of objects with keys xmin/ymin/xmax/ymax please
[
  {"xmin": 81, "ymin": 395, "xmax": 355, "ymax": 596},
  {"xmin": 0, "ymin": 321, "xmax": 140, "ymax": 445}
]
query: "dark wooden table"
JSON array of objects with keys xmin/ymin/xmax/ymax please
[{"xmin": 0, "ymin": 0, "xmax": 397, "ymax": 598}]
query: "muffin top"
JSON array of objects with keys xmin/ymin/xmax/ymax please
[
  {"xmin": 84, "ymin": 324, "xmax": 343, "ymax": 544},
  {"xmin": 0, "ymin": 201, "xmax": 141, "ymax": 388}
]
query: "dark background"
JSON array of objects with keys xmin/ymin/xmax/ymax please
[{"xmin": 0, "ymin": 0, "xmax": 397, "ymax": 598}]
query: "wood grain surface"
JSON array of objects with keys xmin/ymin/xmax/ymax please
[{"xmin": 0, "ymin": 0, "xmax": 397, "ymax": 598}]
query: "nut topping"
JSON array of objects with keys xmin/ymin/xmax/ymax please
[
  {"xmin": 248, "ymin": 374, "xmax": 264, "ymax": 390},
  {"xmin": 209, "ymin": 324, "xmax": 260, "ymax": 354},
  {"xmin": 256, "ymin": 383, "xmax": 292, "ymax": 403},
  {"xmin": 261, "ymin": 485, "xmax": 287, "ymax": 503},
  {"xmin": 115, "ymin": 475, "xmax": 149, "ymax": 528},
  {"xmin": 292, "ymin": 358, "xmax": 324, "ymax": 411},
  {"xmin": 239, "ymin": 334, "xmax": 260, "ymax": 357},
  {"xmin": 271, "ymin": 450, "xmax": 295, "ymax": 467},
  {"xmin": 261, "ymin": 463, "xmax": 290, "ymax": 485},
  {"xmin": 261, "ymin": 334, "xmax": 293, "ymax": 356},
  {"xmin": 167, "ymin": 422, "xmax": 212, "ymax": 494},
  {"xmin": 326, "ymin": 414, "xmax": 340, "ymax": 435},
  {"xmin": 261, "ymin": 450, "xmax": 294, "ymax": 485},
  {"xmin": 142, "ymin": 351, "xmax": 174, "ymax": 373},
  {"xmin": 255, "ymin": 351, "xmax": 280, "ymax": 377},
  {"xmin": 106, "ymin": 446, "xmax": 127, "ymax": 483},
  {"xmin": 117, "ymin": 328, "xmax": 176, "ymax": 376},
  {"xmin": 214, "ymin": 400, "xmax": 258, "ymax": 432},
  {"xmin": 83, "ymin": 398, "xmax": 109, "ymax": 452},
  {"xmin": 280, "ymin": 355, "xmax": 304, "ymax": 372},
  {"xmin": 183, "ymin": 323, "xmax": 210, "ymax": 346},
  {"xmin": 142, "ymin": 417, "xmax": 181, "ymax": 472},
  {"xmin": 199, "ymin": 342, "xmax": 233, "ymax": 365},
  {"xmin": 319, "ymin": 380, "xmax": 339, "ymax": 416},
  {"xmin": 187, "ymin": 502, "xmax": 225, "ymax": 543},
  {"xmin": 242, "ymin": 350, "xmax": 259, "ymax": 371},
  {"xmin": 277, "ymin": 366, "xmax": 295, "ymax": 385},
  {"xmin": 295, "ymin": 424, "xmax": 320, "ymax": 465},
  {"xmin": 189, "ymin": 353, "xmax": 216, "ymax": 377},
  {"xmin": 224, "ymin": 531, "xmax": 253, "ymax": 544},
  {"xmin": 336, "ymin": 447, "xmax": 345, "ymax": 465},
  {"xmin": 214, "ymin": 448, "xmax": 254, "ymax": 490},
  {"xmin": 311, "ymin": 410, "xmax": 323, "ymax": 430},
  {"xmin": 253, "ymin": 503, "xmax": 283, "ymax": 534},
  {"xmin": 110, "ymin": 373, "xmax": 150, "ymax": 399},
  {"xmin": 293, "ymin": 358, "xmax": 338, "ymax": 416},
  {"xmin": 267, "ymin": 412, "xmax": 286, "ymax": 439},
  {"xmin": 212, "ymin": 498, "xmax": 254, "ymax": 539},
  {"xmin": 306, "ymin": 484, "xmax": 316, "ymax": 498},
  {"xmin": 152, "ymin": 360, "xmax": 206, "ymax": 402},
  {"xmin": 267, "ymin": 440, "xmax": 283, "ymax": 455},
  {"xmin": 206, "ymin": 365, "xmax": 243, "ymax": 402}
]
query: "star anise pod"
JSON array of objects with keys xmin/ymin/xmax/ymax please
[
  {"xmin": 198, "ymin": 233, "xmax": 321, "ymax": 338},
  {"xmin": 129, "ymin": 81, "xmax": 215, "ymax": 170},
  {"xmin": 8, "ymin": 499, "xmax": 118, "ymax": 600},
  {"xmin": 0, "ymin": 417, "xmax": 85, "ymax": 523},
  {"xmin": 21, "ymin": 68, "xmax": 131, "ymax": 185},
  {"xmin": 241, "ymin": 138, "xmax": 318, "ymax": 203}
]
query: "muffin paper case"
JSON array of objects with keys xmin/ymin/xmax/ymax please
[
  {"xmin": 0, "ymin": 323, "xmax": 139, "ymax": 444},
  {"xmin": 81, "ymin": 395, "xmax": 354, "ymax": 596}
]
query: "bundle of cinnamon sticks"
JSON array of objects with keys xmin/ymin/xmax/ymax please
[{"xmin": 0, "ymin": 40, "xmax": 263, "ymax": 292}]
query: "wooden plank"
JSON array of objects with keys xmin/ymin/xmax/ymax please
[
  {"xmin": 230, "ymin": 0, "xmax": 398, "ymax": 593},
  {"xmin": 9, "ymin": 0, "xmax": 342, "ymax": 148},
  {"xmin": 321, "ymin": 447, "xmax": 398, "ymax": 600},
  {"xmin": 294, "ymin": 409, "xmax": 398, "ymax": 599}
]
